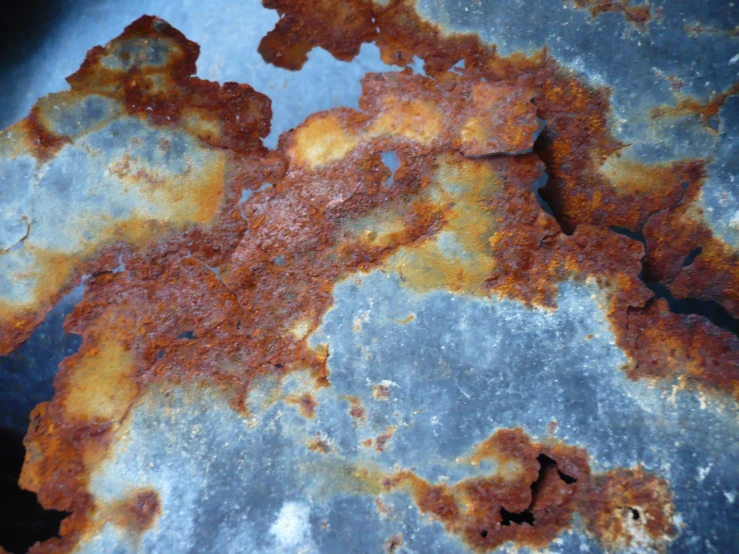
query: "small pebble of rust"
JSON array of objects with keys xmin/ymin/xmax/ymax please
[
  {"xmin": 347, "ymin": 396, "xmax": 366, "ymax": 420},
  {"xmin": 373, "ymin": 384, "xmax": 390, "ymax": 401},
  {"xmin": 375, "ymin": 426, "xmax": 396, "ymax": 452}
]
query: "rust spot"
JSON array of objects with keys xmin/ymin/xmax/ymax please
[
  {"xmin": 108, "ymin": 489, "xmax": 162, "ymax": 533},
  {"xmin": 346, "ymin": 396, "xmax": 366, "ymax": 420},
  {"xmin": 287, "ymin": 392, "xmax": 318, "ymax": 418},
  {"xmin": 395, "ymin": 313, "xmax": 415, "ymax": 325},
  {"xmin": 375, "ymin": 497, "xmax": 394, "ymax": 519},
  {"xmin": 685, "ymin": 21, "xmax": 739, "ymax": 38},
  {"xmin": 375, "ymin": 426, "xmax": 397, "ymax": 452},
  {"xmin": 307, "ymin": 433, "xmax": 332, "ymax": 454}
]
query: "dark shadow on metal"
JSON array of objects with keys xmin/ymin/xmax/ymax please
[
  {"xmin": 0, "ymin": 428, "xmax": 69, "ymax": 553},
  {"xmin": 0, "ymin": 285, "xmax": 82, "ymax": 550}
]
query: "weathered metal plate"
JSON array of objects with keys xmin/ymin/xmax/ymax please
[{"xmin": 0, "ymin": 1, "xmax": 737, "ymax": 553}]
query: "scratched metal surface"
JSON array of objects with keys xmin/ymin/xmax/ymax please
[{"xmin": 0, "ymin": 1, "xmax": 737, "ymax": 553}]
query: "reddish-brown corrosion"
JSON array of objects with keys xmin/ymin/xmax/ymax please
[
  {"xmin": 685, "ymin": 22, "xmax": 739, "ymax": 38},
  {"xmin": 287, "ymin": 392, "xmax": 318, "ymax": 418},
  {"xmin": 2, "ymin": 3, "xmax": 737, "ymax": 553},
  {"xmin": 0, "ymin": 15, "xmax": 271, "ymax": 356},
  {"xmin": 568, "ymin": 0, "xmax": 653, "ymax": 30},
  {"xmin": 377, "ymin": 428, "xmax": 675, "ymax": 553},
  {"xmin": 650, "ymin": 82, "xmax": 739, "ymax": 133},
  {"xmin": 255, "ymin": 0, "xmax": 739, "ymax": 396},
  {"xmin": 307, "ymin": 433, "xmax": 332, "ymax": 453},
  {"xmin": 347, "ymin": 396, "xmax": 366, "ymax": 420},
  {"xmin": 108, "ymin": 489, "xmax": 162, "ymax": 533}
]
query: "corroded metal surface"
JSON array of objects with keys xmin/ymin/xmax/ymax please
[{"xmin": 0, "ymin": 1, "xmax": 737, "ymax": 553}]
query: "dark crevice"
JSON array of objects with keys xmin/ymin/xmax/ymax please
[
  {"xmin": 608, "ymin": 227, "xmax": 739, "ymax": 338},
  {"xmin": 499, "ymin": 498, "xmax": 535, "ymax": 524},
  {"xmin": 645, "ymin": 282, "xmax": 739, "ymax": 337},
  {"xmin": 682, "ymin": 246, "xmax": 703, "ymax": 267},
  {"xmin": 532, "ymin": 129, "xmax": 574, "ymax": 235},
  {"xmin": 0, "ymin": 428, "xmax": 69, "ymax": 553},
  {"xmin": 177, "ymin": 330, "xmax": 195, "ymax": 340},
  {"xmin": 499, "ymin": 453, "xmax": 576, "ymax": 528},
  {"xmin": 610, "ymin": 226, "xmax": 645, "ymax": 245},
  {"xmin": 631, "ymin": 508, "xmax": 640, "ymax": 520},
  {"xmin": 530, "ymin": 454, "xmax": 557, "ymax": 502},
  {"xmin": 500, "ymin": 506, "xmax": 534, "ymax": 526},
  {"xmin": 533, "ymin": 172, "xmax": 554, "ymax": 217},
  {"xmin": 558, "ymin": 470, "xmax": 577, "ymax": 484}
]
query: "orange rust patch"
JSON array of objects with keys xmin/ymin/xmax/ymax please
[
  {"xmin": 395, "ymin": 313, "xmax": 415, "ymax": 325},
  {"xmin": 257, "ymin": 0, "xmax": 738, "ymax": 401},
  {"xmin": 583, "ymin": 467, "xmax": 676, "ymax": 552}
]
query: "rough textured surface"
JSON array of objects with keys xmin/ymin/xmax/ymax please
[{"xmin": 0, "ymin": 1, "xmax": 737, "ymax": 553}]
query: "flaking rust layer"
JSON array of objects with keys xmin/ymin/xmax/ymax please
[
  {"xmin": 0, "ymin": 1, "xmax": 737, "ymax": 553},
  {"xmin": 0, "ymin": 16, "xmax": 270, "ymax": 355}
]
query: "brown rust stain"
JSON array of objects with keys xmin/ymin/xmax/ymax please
[
  {"xmin": 2, "ymin": 2, "xmax": 736, "ymax": 552},
  {"xmin": 287, "ymin": 392, "xmax": 318, "ymax": 418},
  {"xmin": 650, "ymin": 82, "xmax": 739, "ymax": 133},
  {"xmin": 567, "ymin": 0, "xmax": 653, "ymax": 30},
  {"xmin": 254, "ymin": 0, "xmax": 739, "ymax": 398},
  {"xmin": 372, "ymin": 384, "xmax": 391, "ymax": 401},
  {"xmin": 346, "ymin": 396, "xmax": 366, "ymax": 420}
]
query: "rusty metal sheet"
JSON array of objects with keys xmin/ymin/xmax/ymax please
[{"xmin": 0, "ymin": 1, "xmax": 737, "ymax": 553}]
